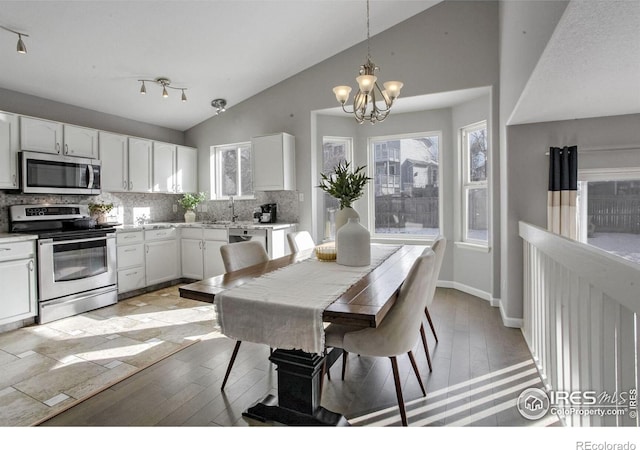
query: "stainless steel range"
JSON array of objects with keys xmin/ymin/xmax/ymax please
[{"xmin": 10, "ymin": 204, "xmax": 117, "ymax": 324}]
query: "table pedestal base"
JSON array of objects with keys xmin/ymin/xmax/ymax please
[{"xmin": 241, "ymin": 348, "xmax": 349, "ymax": 426}]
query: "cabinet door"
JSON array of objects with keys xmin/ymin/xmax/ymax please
[
  {"xmin": 20, "ymin": 116, "xmax": 63, "ymax": 154},
  {"xmin": 176, "ymin": 145, "xmax": 197, "ymax": 193},
  {"xmin": 203, "ymin": 240, "xmax": 226, "ymax": 278},
  {"xmin": 63, "ymin": 124, "xmax": 98, "ymax": 158},
  {"xmin": 128, "ymin": 138, "xmax": 152, "ymax": 192},
  {"xmin": 118, "ymin": 267, "xmax": 145, "ymax": 293},
  {"xmin": 0, "ymin": 258, "xmax": 37, "ymax": 326},
  {"xmin": 99, "ymin": 132, "xmax": 128, "ymax": 192},
  {"xmin": 252, "ymin": 133, "xmax": 296, "ymax": 191},
  {"xmin": 116, "ymin": 243, "xmax": 144, "ymax": 270},
  {"xmin": 145, "ymin": 240, "xmax": 179, "ymax": 285},
  {"xmin": 0, "ymin": 113, "xmax": 19, "ymax": 189},
  {"xmin": 181, "ymin": 238, "xmax": 204, "ymax": 279},
  {"xmin": 152, "ymin": 142, "xmax": 176, "ymax": 193}
]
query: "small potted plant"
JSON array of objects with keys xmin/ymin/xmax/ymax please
[
  {"xmin": 317, "ymin": 161, "xmax": 371, "ymax": 231},
  {"xmin": 88, "ymin": 201, "xmax": 115, "ymax": 224},
  {"xmin": 179, "ymin": 192, "xmax": 206, "ymax": 223}
]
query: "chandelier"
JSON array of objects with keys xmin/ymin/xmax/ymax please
[
  {"xmin": 332, "ymin": 0, "xmax": 403, "ymax": 124},
  {"xmin": 138, "ymin": 77, "xmax": 187, "ymax": 102}
]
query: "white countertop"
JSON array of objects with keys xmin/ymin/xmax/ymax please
[
  {"xmin": 0, "ymin": 233, "xmax": 39, "ymax": 243},
  {"xmin": 115, "ymin": 222, "xmax": 297, "ymax": 232}
]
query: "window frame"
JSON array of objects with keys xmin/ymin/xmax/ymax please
[
  {"xmin": 210, "ymin": 141, "xmax": 254, "ymax": 200},
  {"xmin": 321, "ymin": 136, "xmax": 353, "ymax": 241},
  {"xmin": 460, "ymin": 121, "xmax": 489, "ymax": 247},
  {"xmin": 367, "ymin": 130, "xmax": 443, "ymax": 241}
]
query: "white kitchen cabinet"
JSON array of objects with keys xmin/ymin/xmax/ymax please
[
  {"xmin": 99, "ymin": 131, "xmax": 128, "ymax": 192},
  {"xmin": 128, "ymin": 137, "xmax": 152, "ymax": 192},
  {"xmin": 116, "ymin": 230, "xmax": 145, "ymax": 294},
  {"xmin": 268, "ymin": 225, "xmax": 297, "ymax": 259},
  {"xmin": 20, "ymin": 116, "xmax": 63, "ymax": 155},
  {"xmin": 0, "ymin": 240, "xmax": 37, "ymax": 326},
  {"xmin": 252, "ymin": 132, "xmax": 296, "ymax": 191},
  {"xmin": 152, "ymin": 142, "xmax": 176, "ymax": 193},
  {"xmin": 0, "ymin": 112, "xmax": 19, "ymax": 189},
  {"xmin": 145, "ymin": 228, "xmax": 179, "ymax": 285},
  {"xmin": 176, "ymin": 145, "xmax": 198, "ymax": 193},
  {"xmin": 20, "ymin": 117, "xmax": 98, "ymax": 158},
  {"xmin": 180, "ymin": 227, "xmax": 227, "ymax": 280}
]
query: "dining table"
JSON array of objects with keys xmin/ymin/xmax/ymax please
[{"xmin": 179, "ymin": 243, "xmax": 427, "ymax": 426}]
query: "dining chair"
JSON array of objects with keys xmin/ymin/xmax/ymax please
[
  {"xmin": 287, "ymin": 230, "xmax": 315, "ymax": 253},
  {"xmin": 323, "ymin": 249, "xmax": 438, "ymax": 426},
  {"xmin": 219, "ymin": 240, "xmax": 270, "ymax": 390},
  {"xmin": 419, "ymin": 235, "xmax": 447, "ymax": 372}
]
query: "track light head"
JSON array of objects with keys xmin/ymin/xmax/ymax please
[
  {"xmin": 139, "ymin": 81, "xmax": 146, "ymax": 95},
  {"xmin": 16, "ymin": 34, "xmax": 26, "ymax": 54}
]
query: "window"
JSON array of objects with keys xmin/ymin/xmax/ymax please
[
  {"xmin": 322, "ymin": 136, "xmax": 352, "ymax": 240},
  {"xmin": 211, "ymin": 142, "xmax": 253, "ymax": 199},
  {"xmin": 461, "ymin": 122, "xmax": 488, "ymax": 244},
  {"xmin": 369, "ymin": 132, "xmax": 441, "ymax": 238},
  {"xmin": 578, "ymin": 168, "xmax": 640, "ymax": 265}
]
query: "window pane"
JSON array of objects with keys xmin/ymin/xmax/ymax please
[
  {"xmin": 373, "ymin": 135, "xmax": 440, "ymax": 237},
  {"xmin": 322, "ymin": 138, "xmax": 351, "ymax": 240},
  {"xmin": 221, "ymin": 148, "xmax": 238, "ymax": 196},
  {"xmin": 468, "ymin": 127, "xmax": 487, "ymax": 182},
  {"xmin": 585, "ymin": 179, "xmax": 640, "ymax": 264},
  {"xmin": 240, "ymin": 146, "xmax": 253, "ymax": 196},
  {"xmin": 467, "ymin": 187, "xmax": 488, "ymax": 242}
]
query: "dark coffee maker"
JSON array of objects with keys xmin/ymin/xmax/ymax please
[{"xmin": 259, "ymin": 203, "xmax": 277, "ymax": 223}]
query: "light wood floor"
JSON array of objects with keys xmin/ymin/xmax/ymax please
[{"xmin": 40, "ymin": 288, "xmax": 550, "ymax": 427}]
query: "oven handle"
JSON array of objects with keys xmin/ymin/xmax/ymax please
[{"xmin": 39, "ymin": 235, "xmax": 115, "ymax": 245}]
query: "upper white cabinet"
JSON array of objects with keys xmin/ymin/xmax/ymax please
[
  {"xmin": 20, "ymin": 117, "xmax": 98, "ymax": 158},
  {"xmin": 63, "ymin": 124, "xmax": 98, "ymax": 158},
  {"xmin": 128, "ymin": 138, "xmax": 152, "ymax": 193},
  {"xmin": 0, "ymin": 112, "xmax": 19, "ymax": 189},
  {"xmin": 99, "ymin": 131, "xmax": 129, "ymax": 192},
  {"xmin": 152, "ymin": 142, "xmax": 176, "ymax": 193},
  {"xmin": 252, "ymin": 132, "xmax": 296, "ymax": 191},
  {"xmin": 176, "ymin": 145, "xmax": 197, "ymax": 193}
]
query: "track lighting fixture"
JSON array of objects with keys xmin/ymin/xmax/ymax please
[
  {"xmin": 0, "ymin": 25, "xmax": 29, "ymax": 54},
  {"xmin": 137, "ymin": 77, "xmax": 188, "ymax": 102},
  {"xmin": 211, "ymin": 98, "xmax": 227, "ymax": 115}
]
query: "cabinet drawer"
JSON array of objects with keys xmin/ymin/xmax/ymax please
[
  {"xmin": 0, "ymin": 240, "xmax": 35, "ymax": 262},
  {"xmin": 117, "ymin": 231, "xmax": 143, "ymax": 245},
  {"xmin": 144, "ymin": 228, "xmax": 177, "ymax": 241},
  {"xmin": 181, "ymin": 228, "xmax": 203, "ymax": 240},
  {"xmin": 118, "ymin": 267, "xmax": 146, "ymax": 293},
  {"xmin": 117, "ymin": 243, "xmax": 144, "ymax": 269},
  {"xmin": 203, "ymin": 228, "xmax": 227, "ymax": 241}
]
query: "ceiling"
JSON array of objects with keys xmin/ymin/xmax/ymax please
[
  {"xmin": 0, "ymin": 0, "xmax": 439, "ymax": 132},
  {"xmin": 509, "ymin": 0, "xmax": 640, "ymax": 125}
]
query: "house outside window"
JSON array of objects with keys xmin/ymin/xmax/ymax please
[
  {"xmin": 211, "ymin": 142, "xmax": 253, "ymax": 199},
  {"xmin": 322, "ymin": 136, "xmax": 353, "ymax": 240},
  {"xmin": 461, "ymin": 121, "xmax": 488, "ymax": 244},
  {"xmin": 369, "ymin": 132, "xmax": 441, "ymax": 238}
]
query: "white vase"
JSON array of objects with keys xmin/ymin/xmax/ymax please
[
  {"xmin": 335, "ymin": 206, "xmax": 360, "ymax": 234},
  {"xmin": 184, "ymin": 209, "xmax": 196, "ymax": 223},
  {"xmin": 336, "ymin": 217, "xmax": 371, "ymax": 267}
]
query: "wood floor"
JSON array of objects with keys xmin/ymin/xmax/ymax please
[{"xmin": 40, "ymin": 288, "xmax": 550, "ymax": 427}]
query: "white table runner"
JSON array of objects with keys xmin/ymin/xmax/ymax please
[{"xmin": 215, "ymin": 245, "xmax": 401, "ymax": 354}]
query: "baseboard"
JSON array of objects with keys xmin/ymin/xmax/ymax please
[{"xmin": 437, "ymin": 281, "xmax": 523, "ymax": 329}]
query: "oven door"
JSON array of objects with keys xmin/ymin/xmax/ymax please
[
  {"xmin": 20, "ymin": 151, "xmax": 101, "ymax": 195},
  {"xmin": 38, "ymin": 233, "xmax": 116, "ymax": 301}
]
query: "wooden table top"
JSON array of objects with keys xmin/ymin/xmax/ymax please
[{"xmin": 179, "ymin": 244, "xmax": 427, "ymax": 329}]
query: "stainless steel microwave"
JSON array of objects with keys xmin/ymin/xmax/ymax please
[{"xmin": 20, "ymin": 151, "xmax": 102, "ymax": 195}]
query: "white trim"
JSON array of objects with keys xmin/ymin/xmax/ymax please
[
  {"xmin": 460, "ymin": 120, "xmax": 489, "ymax": 246},
  {"xmin": 578, "ymin": 167, "xmax": 640, "ymax": 182},
  {"xmin": 454, "ymin": 241, "xmax": 490, "ymax": 253}
]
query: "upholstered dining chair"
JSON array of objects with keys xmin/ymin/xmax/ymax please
[
  {"xmin": 287, "ymin": 230, "xmax": 315, "ymax": 253},
  {"xmin": 219, "ymin": 240, "xmax": 270, "ymax": 390},
  {"xmin": 419, "ymin": 235, "xmax": 447, "ymax": 372},
  {"xmin": 324, "ymin": 249, "xmax": 438, "ymax": 426}
]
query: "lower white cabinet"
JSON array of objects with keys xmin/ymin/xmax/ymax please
[
  {"xmin": 269, "ymin": 225, "xmax": 297, "ymax": 259},
  {"xmin": 116, "ymin": 230, "xmax": 145, "ymax": 294},
  {"xmin": 0, "ymin": 240, "xmax": 37, "ymax": 326},
  {"xmin": 144, "ymin": 228, "xmax": 179, "ymax": 286},
  {"xmin": 180, "ymin": 227, "xmax": 227, "ymax": 280}
]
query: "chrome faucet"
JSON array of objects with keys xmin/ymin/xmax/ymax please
[{"xmin": 229, "ymin": 196, "xmax": 238, "ymax": 222}]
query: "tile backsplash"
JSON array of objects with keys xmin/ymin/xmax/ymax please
[{"xmin": 0, "ymin": 190, "xmax": 299, "ymax": 232}]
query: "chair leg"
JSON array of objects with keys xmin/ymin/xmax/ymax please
[
  {"xmin": 389, "ymin": 356, "xmax": 408, "ymax": 427},
  {"xmin": 407, "ymin": 350, "xmax": 426, "ymax": 397},
  {"xmin": 425, "ymin": 306, "xmax": 438, "ymax": 343},
  {"xmin": 419, "ymin": 323, "xmax": 433, "ymax": 372},
  {"xmin": 221, "ymin": 340, "xmax": 242, "ymax": 390},
  {"xmin": 341, "ymin": 350, "xmax": 347, "ymax": 380}
]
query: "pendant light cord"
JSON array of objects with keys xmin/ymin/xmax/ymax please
[{"xmin": 366, "ymin": 0, "xmax": 371, "ymax": 61}]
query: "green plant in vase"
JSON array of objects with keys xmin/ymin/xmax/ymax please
[
  {"xmin": 88, "ymin": 201, "xmax": 115, "ymax": 224},
  {"xmin": 179, "ymin": 192, "xmax": 206, "ymax": 223}
]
